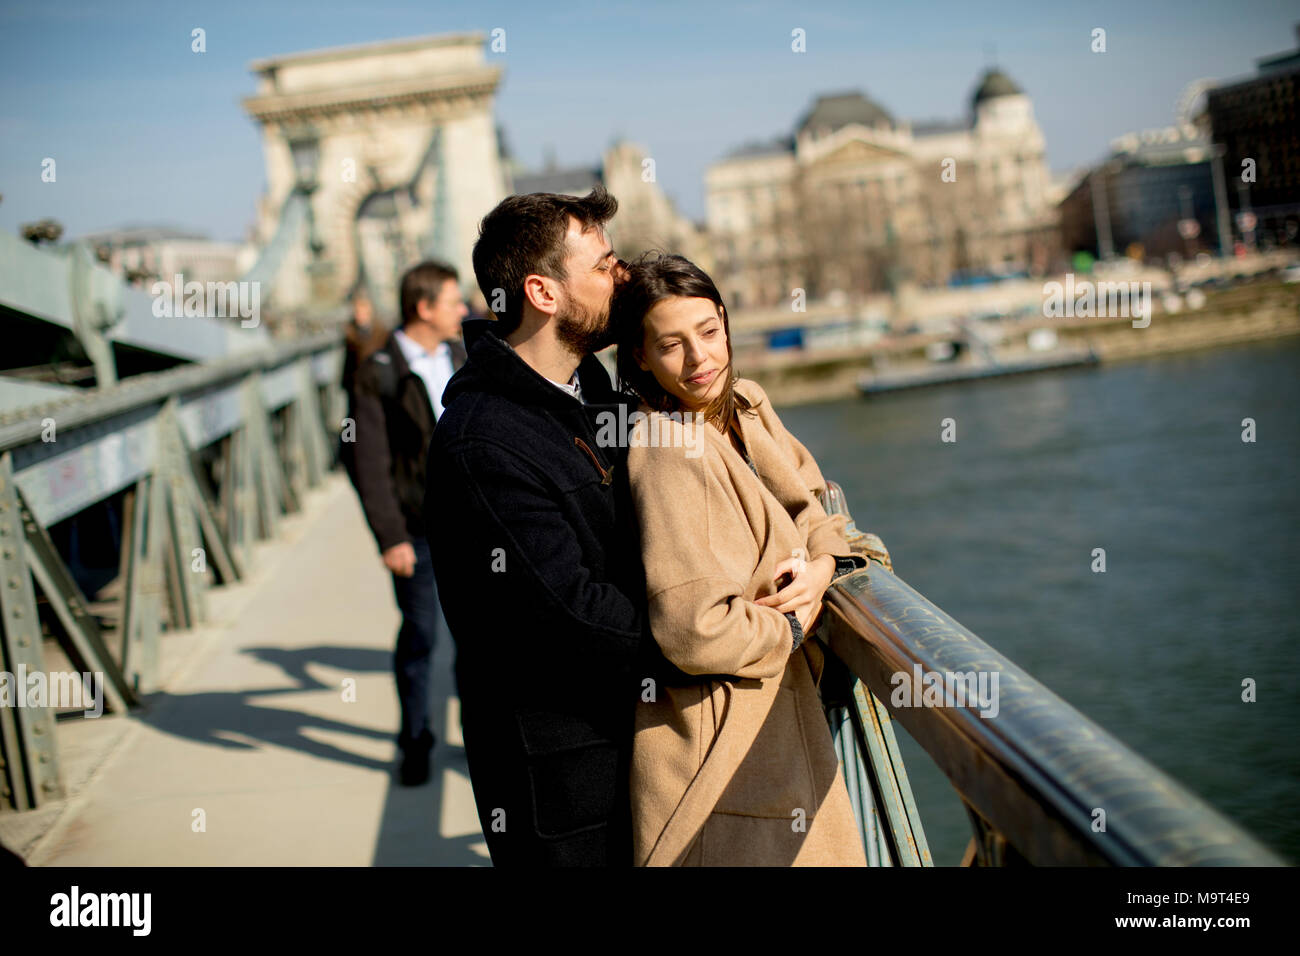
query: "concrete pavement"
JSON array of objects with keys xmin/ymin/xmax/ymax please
[{"xmin": 2, "ymin": 474, "xmax": 486, "ymax": 866}]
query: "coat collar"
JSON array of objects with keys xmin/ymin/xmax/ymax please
[
  {"xmin": 447, "ymin": 317, "xmax": 627, "ymax": 414},
  {"xmin": 377, "ymin": 328, "xmax": 468, "ymax": 425},
  {"xmin": 381, "ymin": 327, "xmax": 468, "ymax": 377},
  {"xmin": 449, "ymin": 336, "xmax": 468, "ymax": 370},
  {"xmin": 632, "ymin": 379, "xmax": 774, "ymax": 479},
  {"xmin": 378, "ymin": 332, "xmax": 412, "ymax": 378}
]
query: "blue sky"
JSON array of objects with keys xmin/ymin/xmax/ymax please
[{"xmin": 1, "ymin": 0, "xmax": 1295, "ymax": 242}]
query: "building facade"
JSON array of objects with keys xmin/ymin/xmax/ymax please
[
  {"xmin": 241, "ymin": 33, "xmax": 508, "ymax": 313},
  {"xmin": 510, "ymin": 141, "xmax": 709, "ymax": 269},
  {"xmin": 1058, "ymin": 126, "xmax": 1223, "ymax": 262},
  {"xmin": 79, "ymin": 226, "xmax": 249, "ymax": 288},
  {"xmin": 1206, "ymin": 26, "xmax": 1300, "ymax": 250},
  {"xmin": 706, "ymin": 70, "xmax": 1058, "ymax": 310}
]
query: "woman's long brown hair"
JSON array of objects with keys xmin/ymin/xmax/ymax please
[{"xmin": 612, "ymin": 251, "xmax": 757, "ymax": 434}]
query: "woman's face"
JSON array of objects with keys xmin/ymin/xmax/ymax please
[{"xmin": 637, "ymin": 295, "xmax": 729, "ymax": 412}]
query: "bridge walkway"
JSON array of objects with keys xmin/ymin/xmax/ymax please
[{"xmin": 1, "ymin": 475, "xmax": 486, "ymax": 866}]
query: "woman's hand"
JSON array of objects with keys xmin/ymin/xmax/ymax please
[{"xmin": 755, "ymin": 553, "xmax": 836, "ymax": 633}]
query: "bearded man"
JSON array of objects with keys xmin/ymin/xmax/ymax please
[{"xmin": 424, "ymin": 187, "xmax": 652, "ymax": 866}]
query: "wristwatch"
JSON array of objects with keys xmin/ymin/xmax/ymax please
[{"xmin": 832, "ymin": 555, "xmax": 867, "ymax": 580}]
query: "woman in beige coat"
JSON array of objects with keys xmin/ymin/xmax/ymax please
[{"xmin": 612, "ymin": 253, "xmax": 867, "ymax": 866}]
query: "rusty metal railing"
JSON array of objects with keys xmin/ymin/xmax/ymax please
[
  {"xmin": 0, "ymin": 332, "xmax": 344, "ymax": 812},
  {"xmin": 819, "ymin": 480, "xmax": 1285, "ymax": 866}
]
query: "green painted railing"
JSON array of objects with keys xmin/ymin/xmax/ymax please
[
  {"xmin": 0, "ymin": 333, "xmax": 344, "ymax": 812},
  {"xmin": 819, "ymin": 480, "xmax": 1285, "ymax": 866}
]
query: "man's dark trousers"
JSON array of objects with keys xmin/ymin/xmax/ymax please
[
  {"xmin": 391, "ymin": 535, "xmax": 443, "ymax": 753},
  {"xmin": 350, "ymin": 332, "xmax": 467, "ymax": 761}
]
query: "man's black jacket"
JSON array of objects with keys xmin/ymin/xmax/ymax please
[
  {"xmin": 424, "ymin": 319, "xmax": 657, "ymax": 867},
  {"xmin": 351, "ymin": 332, "xmax": 466, "ymax": 552}
]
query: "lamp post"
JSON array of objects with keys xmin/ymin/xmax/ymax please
[
  {"xmin": 1235, "ymin": 181, "xmax": 1257, "ymax": 253},
  {"xmin": 1090, "ymin": 165, "xmax": 1115, "ymax": 261},
  {"xmin": 288, "ymin": 130, "xmax": 320, "ymax": 193},
  {"xmin": 1177, "ymin": 185, "xmax": 1200, "ymax": 260},
  {"xmin": 286, "ymin": 124, "xmax": 333, "ymax": 305},
  {"xmin": 1209, "ymin": 144, "xmax": 1234, "ymax": 257}
]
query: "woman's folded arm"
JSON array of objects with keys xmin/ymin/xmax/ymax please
[
  {"xmin": 749, "ymin": 381, "xmax": 857, "ymax": 564},
  {"xmin": 646, "ymin": 576, "xmax": 792, "ymax": 679},
  {"xmin": 629, "ymin": 421, "xmax": 791, "ymax": 681}
]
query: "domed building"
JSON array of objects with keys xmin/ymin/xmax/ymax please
[
  {"xmin": 973, "ymin": 68, "xmax": 1022, "ymax": 105},
  {"xmin": 797, "ymin": 91, "xmax": 897, "ymax": 138},
  {"xmin": 971, "ymin": 69, "xmax": 1037, "ymax": 134},
  {"xmin": 705, "ymin": 68, "xmax": 1058, "ymax": 310}
]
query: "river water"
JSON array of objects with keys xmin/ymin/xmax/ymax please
[{"xmin": 779, "ymin": 338, "xmax": 1300, "ymax": 865}]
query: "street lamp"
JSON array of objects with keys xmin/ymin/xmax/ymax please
[
  {"xmin": 286, "ymin": 125, "xmax": 321, "ymax": 193},
  {"xmin": 1090, "ymin": 165, "xmax": 1115, "ymax": 262},
  {"xmin": 1177, "ymin": 185, "xmax": 1200, "ymax": 260},
  {"xmin": 285, "ymin": 123, "xmax": 331, "ymax": 303},
  {"xmin": 1235, "ymin": 181, "xmax": 1257, "ymax": 252},
  {"xmin": 1209, "ymin": 144, "xmax": 1234, "ymax": 257}
]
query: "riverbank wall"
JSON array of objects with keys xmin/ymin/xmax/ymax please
[{"xmin": 746, "ymin": 282, "xmax": 1300, "ymax": 406}]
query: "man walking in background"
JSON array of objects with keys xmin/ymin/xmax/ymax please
[{"xmin": 351, "ymin": 261, "xmax": 468, "ymax": 786}]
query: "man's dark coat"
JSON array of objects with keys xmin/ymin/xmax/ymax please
[
  {"xmin": 351, "ymin": 331, "xmax": 467, "ymax": 552},
  {"xmin": 424, "ymin": 319, "xmax": 655, "ymax": 866}
]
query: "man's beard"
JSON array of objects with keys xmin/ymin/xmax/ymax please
[{"xmin": 554, "ymin": 289, "xmax": 613, "ymax": 355}]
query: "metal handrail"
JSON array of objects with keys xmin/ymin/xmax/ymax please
[
  {"xmin": 820, "ymin": 480, "xmax": 1285, "ymax": 866},
  {"xmin": 0, "ymin": 332, "xmax": 345, "ymax": 812},
  {"xmin": 0, "ymin": 330, "xmax": 342, "ymax": 449}
]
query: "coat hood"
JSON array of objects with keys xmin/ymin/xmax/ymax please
[{"xmin": 446, "ymin": 317, "xmax": 624, "ymax": 410}]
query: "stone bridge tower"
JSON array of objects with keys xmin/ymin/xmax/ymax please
[{"xmin": 242, "ymin": 33, "xmax": 506, "ymax": 313}]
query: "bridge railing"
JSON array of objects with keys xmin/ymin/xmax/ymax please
[
  {"xmin": 0, "ymin": 332, "xmax": 344, "ymax": 812},
  {"xmin": 819, "ymin": 479, "xmax": 1285, "ymax": 866},
  {"xmin": 2, "ymin": 359, "xmax": 1283, "ymax": 868}
]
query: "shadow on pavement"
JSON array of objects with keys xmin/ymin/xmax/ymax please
[{"xmin": 131, "ymin": 639, "xmax": 485, "ymax": 865}]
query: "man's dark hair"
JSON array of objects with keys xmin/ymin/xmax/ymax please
[
  {"xmin": 399, "ymin": 260, "xmax": 459, "ymax": 326},
  {"xmin": 472, "ymin": 186, "xmax": 618, "ymax": 335}
]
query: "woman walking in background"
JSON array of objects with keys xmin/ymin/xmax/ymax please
[{"xmin": 339, "ymin": 287, "xmax": 387, "ymax": 484}]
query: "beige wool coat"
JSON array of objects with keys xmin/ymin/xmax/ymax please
[{"xmin": 626, "ymin": 378, "xmax": 867, "ymax": 867}]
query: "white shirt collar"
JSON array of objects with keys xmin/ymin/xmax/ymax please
[
  {"xmin": 502, "ymin": 338, "xmax": 583, "ymax": 402},
  {"xmin": 393, "ymin": 327, "xmax": 448, "ymax": 362},
  {"xmin": 550, "ymin": 373, "xmax": 582, "ymax": 401}
]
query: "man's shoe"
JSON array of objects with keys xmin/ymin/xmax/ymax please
[{"xmin": 398, "ymin": 730, "xmax": 435, "ymax": 787}]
